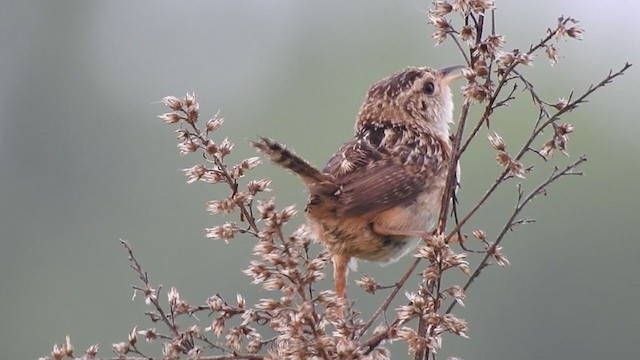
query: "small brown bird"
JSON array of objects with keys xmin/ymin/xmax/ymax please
[{"xmin": 254, "ymin": 65, "xmax": 463, "ymax": 311}]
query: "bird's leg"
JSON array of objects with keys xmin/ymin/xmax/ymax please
[{"xmin": 333, "ymin": 254, "xmax": 350, "ymax": 318}]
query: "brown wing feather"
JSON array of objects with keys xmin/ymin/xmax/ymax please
[
  {"xmin": 337, "ymin": 160, "xmax": 425, "ymax": 217},
  {"xmin": 320, "ymin": 123, "xmax": 448, "ymax": 219}
]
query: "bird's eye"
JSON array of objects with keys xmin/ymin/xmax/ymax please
[{"xmin": 423, "ymin": 81, "xmax": 435, "ymax": 95}]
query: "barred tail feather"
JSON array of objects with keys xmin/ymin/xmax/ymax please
[{"xmin": 253, "ymin": 137, "xmax": 329, "ymax": 186}]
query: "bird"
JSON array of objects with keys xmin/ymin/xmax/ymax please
[{"xmin": 253, "ymin": 65, "xmax": 464, "ymax": 314}]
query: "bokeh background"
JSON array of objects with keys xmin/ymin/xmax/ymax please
[{"xmin": 1, "ymin": 1, "xmax": 638, "ymax": 359}]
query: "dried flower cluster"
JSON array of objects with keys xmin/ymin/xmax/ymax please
[{"xmin": 42, "ymin": 1, "xmax": 630, "ymax": 360}]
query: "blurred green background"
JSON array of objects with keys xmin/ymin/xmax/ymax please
[{"xmin": 1, "ymin": 1, "xmax": 638, "ymax": 359}]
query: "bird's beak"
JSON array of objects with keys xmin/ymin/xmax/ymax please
[{"xmin": 439, "ymin": 65, "xmax": 466, "ymax": 86}]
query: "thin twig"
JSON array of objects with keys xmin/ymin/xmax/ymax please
[
  {"xmin": 445, "ymin": 62, "xmax": 631, "ymax": 242},
  {"xmin": 444, "ymin": 155, "xmax": 587, "ymax": 315},
  {"xmin": 120, "ymin": 239, "xmax": 180, "ymax": 338},
  {"xmin": 358, "ymin": 258, "xmax": 422, "ymax": 337},
  {"xmin": 459, "ymin": 17, "xmax": 582, "ymax": 154}
]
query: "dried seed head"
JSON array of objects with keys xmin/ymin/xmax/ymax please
[
  {"xmin": 496, "ymin": 51, "xmax": 515, "ymax": 68},
  {"xmin": 567, "ymin": 26, "xmax": 584, "ymax": 40},
  {"xmin": 552, "ymin": 124, "xmax": 573, "ymax": 156},
  {"xmin": 396, "ymin": 299, "xmax": 421, "ymax": 321},
  {"xmin": 461, "ymin": 67, "xmax": 477, "ymax": 82},
  {"xmin": 262, "ymin": 275, "xmax": 285, "ymax": 291},
  {"xmin": 355, "ymin": 274, "xmax": 380, "ymax": 294},
  {"xmin": 485, "ymin": 34, "xmax": 505, "ymax": 54},
  {"xmin": 277, "ymin": 205, "xmax": 297, "ymax": 224},
  {"xmin": 316, "ymin": 289, "xmax": 338, "ymax": 306},
  {"xmin": 112, "ymin": 342, "xmax": 130, "ymax": 356},
  {"xmin": 162, "ymin": 96, "xmax": 182, "ymax": 111},
  {"xmin": 396, "ymin": 327, "xmax": 426, "ymax": 354},
  {"xmin": 159, "ymin": 112, "xmax": 182, "ymax": 124},
  {"xmin": 553, "ymin": 16, "xmax": 580, "ymax": 40},
  {"xmin": 187, "ymin": 325, "xmax": 201, "ymax": 337},
  {"xmin": 51, "ymin": 343, "xmax": 64, "ymax": 360},
  {"xmin": 415, "ymin": 244, "xmax": 436, "ymax": 261},
  {"xmin": 459, "ymin": 25, "xmax": 475, "ymax": 44},
  {"xmin": 233, "ymin": 191, "xmax": 248, "ymax": 205},
  {"xmin": 431, "ymin": 1, "xmax": 453, "ymax": 17},
  {"xmin": 205, "ymin": 141, "xmax": 218, "ymax": 156},
  {"xmin": 207, "ymin": 198, "xmax": 237, "ymax": 215},
  {"xmin": 202, "ymin": 170, "xmax": 223, "ymax": 184},
  {"xmin": 336, "ymin": 338, "xmax": 358, "ymax": 357},
  {"xmin": 516, "ymin": 52, "xmax": 534, "ymax": 66},
  {"xmin": 462, "ymin": 81, "xmax": 493, "ymax": 103},
  {"xmin": 429, "ymin": 15, "xmax": 451, "ymax": 31},
  {"xmin": 178, "ymin": 140, "xmax": 198, "ymax": 155},
  {"xmin": 218, "ymin": 138, "xmax": 234, "ymax": 158},
  {"xmin": 237, "ymin": 293, "xmax": 246, "ymax": 308},
  {"xmin": 495, "ymin": 151, "xmax": 511, "ymax": 167},
  {"xmin": 175, "ymin": 128, "xmax": 189, "ymax": 142},
  {"xmin": 247, "ymin": 179, "xmax": 272, "ymax": 195},
  {"xmin": 208, "ymin": 317, "xmax": 225, "ymax": 337},
  {"xmin": 252, "ymin": 239, "xmax": 275, "ymax": 257},
  {"xmin": 167, "ymin": 287, "xmax": 179, "ymax": 306},
  {"xmin": 553, "ymin": 97, "xmax": 569, "ymax": 110},
  {"xmin": 206, "ymin": 294, "xmax": 224, "ymax": 312},
  {"xmin": 553, "ymin": 16, "xmax": 568, "ymax": 39},
  {"xmin": 63, "ymin": 336, "xmax": 74, "ymax": 357},
  {"xmin": 444, "ymin": 285, "xmax": 466, "ymax": 307},
  {"xmin": 487, "ymin": 132, "xmax": 506, "ymax": 151},
  {"xmin": 442, "ymin": 314, "xmax": 469, "ymax": 338},
  {"xmin": 205, "ymin": 222, "xmax": 240, "ymax": 241},
  {"xmin": 557, "ymin": 123, "xmax": 574, "ymax": 135},
  {"xmin": 184, "ymin": 92, "xmax": 196, "ymax": 108},
  {"xmin": 206, "ymin": 112, "xmax": 224, "ymax": 133},
  {"xmin": 452, "ymin": 0, "xmax": 469, "ymax": 13},
  {"xmin": 240, "ymin": 157, "xmax": 262, "ymax": 170},
  {"xmin": 246, "ymin": 339, "xmax": 262, "ymax": 354},
  {"xmin": 85, "ymin": 344, "xmax": 99, "ymax": 359},
  {"xmin": 128, "ymin": 326, "xmax": 138, "ymax": 347},
  {"xmin": 429, "ymin": 16, "xmax": 451, "ymax": 45},
  {"xmin": 183, "ymin": 164, "xmax": 207, "ymax": 184},
  {"xmin": 470, "ymin": 0, "xmax": 494, "ymax": 12},
  {"xmin": 142, "ymin": 285, "xmax": 157, "ymax": 305},
  {"xmin": 472, "ymin": 229, "xmax": 486, "ymax": 240},
  {"xmin": 458, "ymin": 262, "xmax": 471, "ymax": 276},
  {"xmin": 488, "ymin": 244, "xmax": 511, "ymax": 267},
  {"xmin": 473, "ymin": 59, "xmax": 489, "ymax": 77},
  {"xmin": 137, "ymin": 328, "xmax": 157, "ymax": 342},
  {"xmin": 256, "ymin": 298, "xmax": 280, "ymax": 311},
  {"xmin": 162, "ymin": 342, "xmax": 180, "ymax": 360},
  {"xmin": 257, "ymin": 198, "xmax": 276, "ymax": 219},
  {"xmin": 508, "ymin": 159, "xmax": 526, "ymax": 179},
  {"xmin": 546, "ymin": 45, "xmax": 559, "ymax": 66},
  {"xmin": 185, "ymin": 102, "xmax": 200, "ymax": 125},
  {"xmin": 225, "ymin": 327, "xmax": 243, "ymax": 350},
  {"xmin": 540, "ymin": 139, "xmax": 556, "ymax": 158},
  {"xmin": 432, "ymin": 30, "xmax": 448, "ymax": 45}
]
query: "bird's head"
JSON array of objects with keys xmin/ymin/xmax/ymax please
[{"xmin": 357, "ymin": 66, "xmax": 465, "ymax": 137}]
